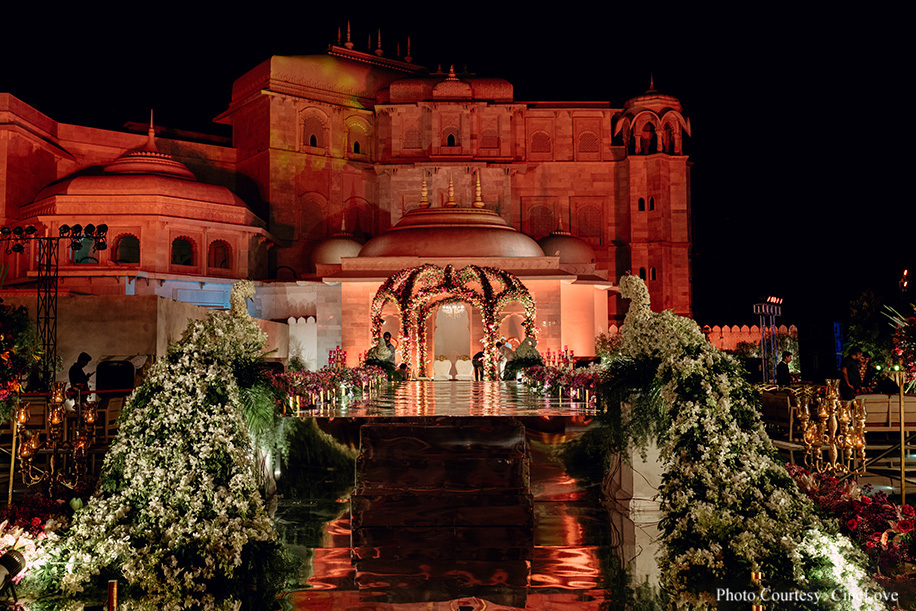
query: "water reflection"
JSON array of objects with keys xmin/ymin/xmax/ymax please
[{"xmin": 276, "ymin": 381, "xmax": 660, "ymax": 609}]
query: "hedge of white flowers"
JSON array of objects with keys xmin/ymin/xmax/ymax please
[
  {"xmin": 616, "ymin": 275, "xmax": 886, "ymax": 609},
  {"xmin": 30, "ymin": 281, "xmax": 288, "ymax": 610}
]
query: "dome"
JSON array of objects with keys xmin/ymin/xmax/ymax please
[
  {"xmin": 31, "ymin": 126, "xmax": 249, "ymax": 210},
  {"xmin": 359, "ymin": 207, "xmax": 545, "ymax": 258},
  {"xmin": 624, "ymin": 79, "xmax": 683, "ymax": 113},
  {"xmin": 537, "ymin": 228, "xmax": 596, "ymax": 264},
  {"xmin": 311, "ymin": 222, "xmax": 364, "ymax": 265}
]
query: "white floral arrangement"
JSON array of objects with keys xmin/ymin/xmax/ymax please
[
  {"xmin": 32, "ymin": 282, "xmax": 286, "ymax": 610},
  {"xmin": 616, "ymin": 276, "xmax": 888, "ymax": 608}
]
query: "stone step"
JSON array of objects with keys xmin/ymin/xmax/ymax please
[
  {"xmin": 351, "ymin": 525, "xmax": 533, "ymax": 560},
  {"xmin": 350, "ymin": 492, "xmax": 533, "ymax": 528},
  {"xmin": 355, "ymin": 454, "xmax": 529, "ymax": 492}
]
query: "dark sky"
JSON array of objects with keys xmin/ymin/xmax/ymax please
[{"xmin": 2, "ymin": 5, "xmax": 911, "ymax": 328}]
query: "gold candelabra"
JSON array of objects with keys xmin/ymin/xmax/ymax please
[
  {"xmin": 797, "ymin": 379, "xmax": 866, "ymax": 475},
  {"xmin": 15, "ymin": 382, "xmax": 98, "ymax": 494}
]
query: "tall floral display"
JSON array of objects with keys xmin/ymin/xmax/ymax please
[
  {"xmin": 31, "ymin": 281, "xmax": 288, "ymax": 609},
  {"xmin": 614, "ymin": 276, "xmax": 886, "ymax": 609},
  {"xmin": 0, "ymin": 299, "xmax": 41, "ymax": 420}
]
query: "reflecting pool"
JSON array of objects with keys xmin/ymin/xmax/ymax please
[{"xmin": 275, "ymin": 381, "xmax": 661, "ymax": 610}]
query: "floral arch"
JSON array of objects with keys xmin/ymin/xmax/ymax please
[{"xmin": 369, "ymin": 264, "xmax": 537, "ymax": 379}]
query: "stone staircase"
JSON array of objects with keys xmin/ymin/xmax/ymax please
[{"xmin": 350, "ymin": 417, "xmax": 533, "ymax": 604}]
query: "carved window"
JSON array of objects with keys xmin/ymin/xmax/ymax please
[
  {"xmin": 577, "ymin": 131, "xmax": 599, "ymax": 153},
  {"xmin": 649, "ymin": 267, "xmax": 657, "ymax": 281},
  {"xmin": 171, "ymin": 237, "xmax": 195, "ymax": 266},
  {"xmin": 442, "ymin": 126, "xmax": 460, "ymax": 147},
  {"xmin": 208, "ymin": 240, "xmax": 231, "ymax": 269},
  {"xmin": 528, "ymin": 205, "xmax": 553, "ymax": 238},
  {"xmin": 638, "ymin": 198, "xmax": 646, "ymax": 212},
  {"xmin": 403, "ymin": 128, "xmax": 421, "ymax": 149},
  {"xmin": 577, "ymin": 206, "xmax": 602, "ymax": 243},
  {"xmin": 639, "ymin": 267, "xmax": 647, "ymax": 281},
  {"xmin": 302, "ymin": 115, "xmax": 325, "ymax": 149},
  {"xmin": 480, "ymin": 128, "xmax": 499, "ymax": 149},
  {"xmin": 115, "ymin": 235, "xmax": 140, "ymax": 264},
  {"xmin": 530, "ymin": 131, "xmax": 551, "ymax": 153},
  {"xmin": 348, "ymin": 123, "xmax": 368, "ymax": 157},
  {"xmin": 649, "ymin": 197, "xmax": 655, "ymax": 211}
]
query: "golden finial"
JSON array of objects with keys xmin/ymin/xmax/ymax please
[
  {"xmin": 419, "ymin": 175, "xmax": 430, "ymax": 209},
  {"xmin": 444, "ymin": 175, "xmax": 458, "ymax": 207},
  {"xmin": 345, "ymin": 21, "xmax": 354, "ymax": 49},
  {"xmin": 472, "ymin": 170, "xmax": 485, "ymax": 208}
]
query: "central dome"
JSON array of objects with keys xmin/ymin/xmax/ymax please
[{"xmin": 359, "ymin": 207, "xmax": 545, "ymax": 258}]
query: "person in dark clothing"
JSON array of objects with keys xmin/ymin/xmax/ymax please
[
  {"xmin": 776, "ymin": 351, "xmax": 793, "ymax": 386},
  {"xmin": 69, "ymin": 352, "xmax": 93, "ymax": 392},
  {"xmin": 839, "ymin": 347, "xmax": 864, "ymax": 400},
  {"xmin": 472, "ymin": 351, "xmax": 485, "ymax": 381}
]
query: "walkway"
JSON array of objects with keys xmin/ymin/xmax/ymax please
[{"xmin": 298, "ymin": 380, "xmax": 599, "ymax": 418}]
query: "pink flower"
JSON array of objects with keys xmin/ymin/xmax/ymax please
[{"xmin": 847, "ymin": 518, "xmax": 859, "ymax": 531}]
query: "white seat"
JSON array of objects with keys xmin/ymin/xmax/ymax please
[
  {"xmin": 454, "ymin": 358, "xmax": 474, "ymax": 380},
  {"xmin": 432, "ymin": 358, "xmax": 452, "ymax": 380}
]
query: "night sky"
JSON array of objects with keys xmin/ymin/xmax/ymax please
[{"xmin": 2, "ymin": 6, "xmax": 911, "ymax": 331}]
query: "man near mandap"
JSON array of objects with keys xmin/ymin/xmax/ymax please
[
  {"xmin": 776, "ymin": 351, "xmax": 793, "ymax": 386},
  {"xmin": 69, "ymin": 352, "xmax": 93, "ymax": 392},
  {"xmin": 839, "ymin": 347, "xmax": 865, "ymax": 401}
]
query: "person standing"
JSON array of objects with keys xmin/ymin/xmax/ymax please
[
  {"xmin": 383, "ymin": 332, "xmax": 396, "ymax": 364},
  {"xmin": 776, "ymin": 351, "xmax": 793, "ymax": 386},
  {"xmin": 839, "ymin": 347, "xmax": 864, "ymax": 401},
  {"xmin": 69, "ymin": 352, "xmax": 93, "ymax": 392}
]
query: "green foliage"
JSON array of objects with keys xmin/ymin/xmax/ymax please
[
  {"xmin": 609, "ymin": 274, "xmax": 887, "ymax": 608},
  {"xmin": 848, "ymin": 289, "xmax": 895, "ymax": 364},
  {"xmin": 503, "ymin": 354, "xmax": 542, "ymax": 380},
  {"xmin": 365, "ymin": 357, "xmax": 398, "ymax": 380},
  {"xmin": 276, "ymin": 418, "xmax": 356, "ymax": 499},
  {"xmin": 32, "ymin": 282, "xmax": 293, "ymax": 609},
  {"xmin": 0, "ymin": 299, "xmax": 42, "ymax": 420}
]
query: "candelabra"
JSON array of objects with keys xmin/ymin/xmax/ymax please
[
  {"xmin": 798, "ymin": 380, "xmax": 866, "ymax": 475},
  {"xmin": 16, "ymin": 382, "xmax": 98, "ymax": 494}
]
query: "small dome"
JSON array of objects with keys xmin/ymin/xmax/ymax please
[
  {"xmin": 359, "ymin": 207, "xmax": 544, "ymax": 258},
  {"xmin": 537, "ymin": 228, "xmax": 596, "ymax": 264},
  {"xmin": 311, "ymin": 235, "xmax": 364, "ymax": 265},
  {"xmin": 624, "ymin": 79, "xmax": 682, "ymax": 113}
]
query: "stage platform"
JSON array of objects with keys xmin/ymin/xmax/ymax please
[{"xmin": 295, "ymin": 380, "xmax": 598, "ymax": 419}]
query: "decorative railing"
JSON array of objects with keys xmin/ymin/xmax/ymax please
[{"xmin": 520, "ymin": 365, "xmax": 601, "ymax": 408}]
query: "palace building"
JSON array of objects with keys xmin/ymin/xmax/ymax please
[{"xmin": 0, "ymin": 35, "xmax": 692, "ymax": 377}]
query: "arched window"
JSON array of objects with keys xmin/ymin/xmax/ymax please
[
  {"xmin": 639, "ymin": 267, "xmax": 647, "ymax": 281},
  {"xmin": 530, "ymin": 131, "xmax": 551, "ymax": 153},
  {"xmin": 171, "ymin": 237, "xmax": 194, "ymax": 266},
  {"xmin": 353, "ymin": 140, "xmax": 361, "ymax": 155},
  {"xmin": 649, "ymin": 267, "xmax": 657, "ymax": 281},
  {"xmin": 442, "ymin": 126, "xmax": 460, "ymax": 147},
  {"xmin": 577, "ymin": 131, "xmax": 599, "ymax": 153},
  {"xmin": 208, "ymin": 240, "xmax": 231, "ymax": 269},
  {"xmin": 638, "ymin": 198, "xmax": 646, "ymax": 212},
  {"xmin": 302, "ymin": 114, "xmax": 325, "ymax": 149},
  {"xmin": 649, "ymin": 197, "xmax": 655, "ymax": 211},
  {"xmin": 347, "ymin": 122, "xmax": 368, "ymax": 157},
  {"xmin": 528, "ymin": 205, "xmax": 553, "ymax": 238},
  {"xmin": 115, "ymin": 235, "xmax": 140, "ymax": 264},
  {"xmin": 641, "ymin": 122, "xmax": 657, "ymax": 154}
]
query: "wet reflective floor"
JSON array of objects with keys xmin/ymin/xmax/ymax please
[
  {"xmin": 296, "ymin": 380, "xmax": 599, "ymax": 418},
  {"xmin": 275, "ymin": 381, "xmax": 659, "ymax": 610}
]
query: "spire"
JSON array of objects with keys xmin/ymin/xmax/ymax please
[
  {"xmin": 375, "ymin": 29, "xmax": 383, "ymax": 56},
  {"xmin": 419, "ymin": 175, "xmax": 430, "ymax": 209},
  {"xmin": 345, "ymin": 21, "xmax": 354, "ymax": 49},
  {"xmin": 143, "ymin": 109, "xmax": 158, "ymax": 152},
  {"xmin": 648, "ymin": 73, "xmax": 656, "ymax": 92},
  {"xmin": 444, "ymin": 174, "xmax": 458, "ymax": 207},
  {"xmin": 337, "ymin": 26, "xmax": 341, "ymax": 45},
  {"xmin": 472, "ymin": 171, "xmax": 485, "ymax": 208},
  {"xmin": 405, "ymin": 36, "xmax": 412, "ymax": 63}
]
